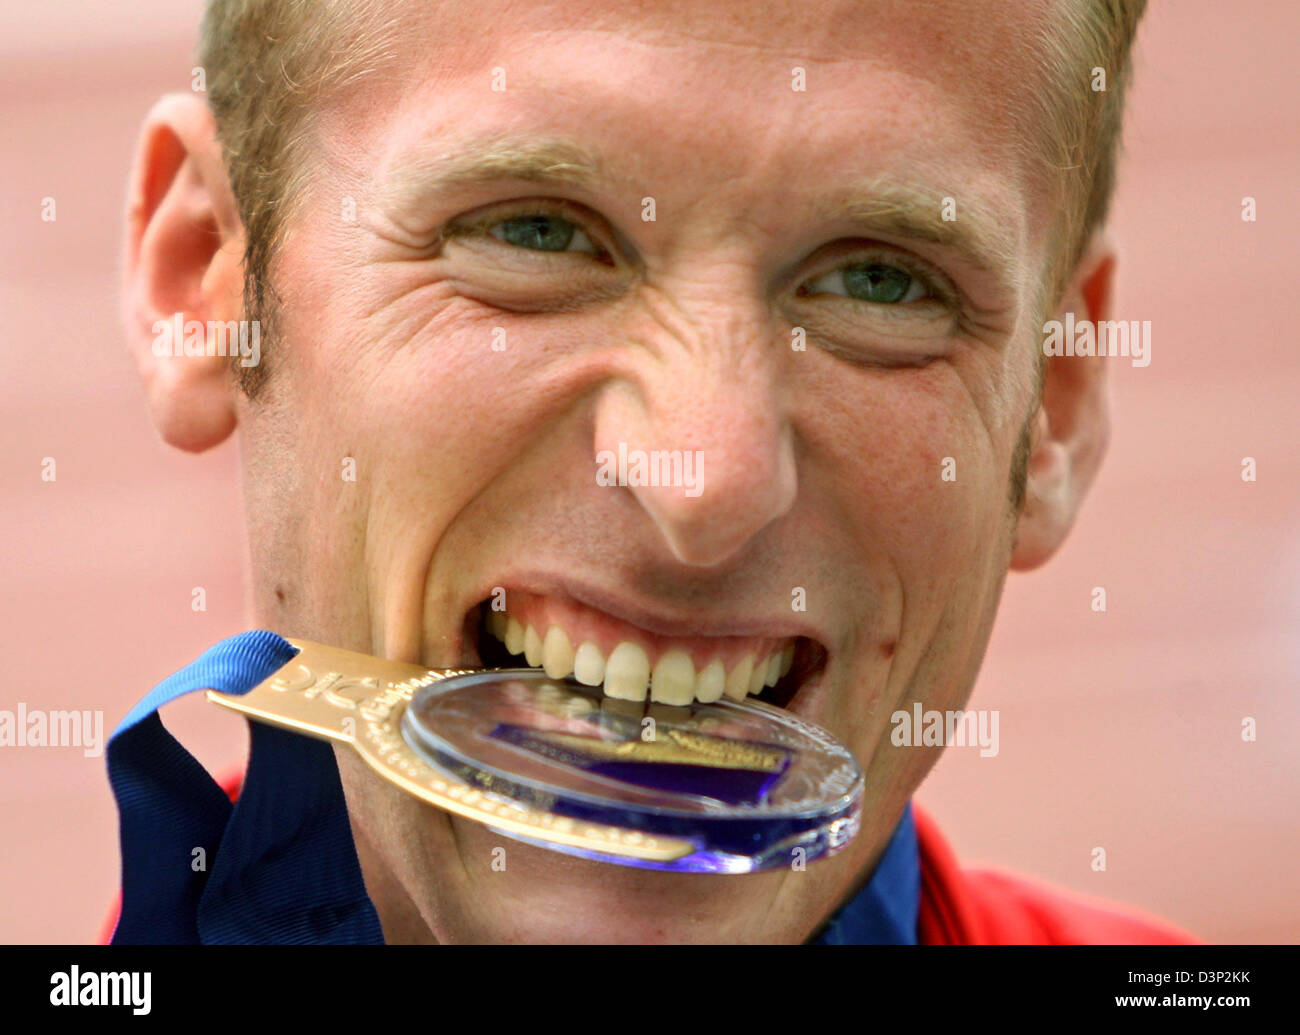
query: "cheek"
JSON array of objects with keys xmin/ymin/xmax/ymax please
[
  {"xmin": 353, "ymin": 311, "xmax": 576, "ymax": 519},
  {"xmin": 311, "ymin": 276, "xmax": 653, "ymax": 519},
  {"xmin": 810, "ymin": 359, "xmax": 1011, "ymax": 575},
  {"xmin": 283, "ymin": 278, "xmax": 530, "ymax": 496},
  {"xmin": 808, "ymin": 358, "xmax": 1017, "ymax": 738}
]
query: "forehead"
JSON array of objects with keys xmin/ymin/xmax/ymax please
[{"xmin": 316, "ymin": 0, "xmax": 1058, "ymax": 268}]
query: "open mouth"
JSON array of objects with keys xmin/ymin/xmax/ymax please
[{"xmin": 461, "ymin": 589, "xmax": 827, "ymax": 711}]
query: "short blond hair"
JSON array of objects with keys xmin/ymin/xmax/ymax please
[
  {"xmin": 200, "ymin": 0, "xmax": 395, "ymax": 396},
  {"xmin": 199, "ymin": 0, "xmax": 1145, "ymax": 396},
  {"xmin": 1032, "ymin": 0, "xmax": 1148, "ymax": 304}
]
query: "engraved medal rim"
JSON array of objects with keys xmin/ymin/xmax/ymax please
[
  {"xmin": 204, "ymin": 637, "xmax": 866, "ymax": 870},
  {"xmin": 401, "ymin": 667, "xmax": 864, "ymax": 821}
]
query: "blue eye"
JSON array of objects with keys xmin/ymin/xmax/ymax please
[
  {"xmin": 842, "ymin": 263, "xmax": 914, "ymax": 303},
  {"xmin": 487, "ymin": 212, "xmax": 602, "ymax": 255},
  {"xmin": 492, "ymin": 214, "xmax": 575, "ymax": 251},
  {"xmin": 805, "ymin": 261, "xmax": 928, "ymax": 305}
]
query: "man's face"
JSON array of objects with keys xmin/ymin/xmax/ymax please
[{"xmin": 238, "ymin": 0, "xmax": 1061, "ymax": 941}]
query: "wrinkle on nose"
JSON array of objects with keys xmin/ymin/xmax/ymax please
[{"xmin": 592, "ymin": 363, "xmax": 798, "ymax": 568}]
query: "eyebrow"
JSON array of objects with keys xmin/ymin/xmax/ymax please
[
  {"xmin": 377, "ymin": 135, "xmax": 610, "ymax": 217},
  {"xmin": 379, "ymin": 135, "xmax": 1020, "ymax": 281},
  {"xmin": 814, "ymin": 176, "xmax": 1021, "ymax": 284}
]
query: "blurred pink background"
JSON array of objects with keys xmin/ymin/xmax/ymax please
[{"xmin": 2, "ymin": 1, "xmax": 1296, "ymax": 942}]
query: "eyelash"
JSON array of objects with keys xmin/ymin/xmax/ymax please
[
  {"xmin": 797, "ymin": 252, "xmax": 950, "ymax": 309},
  {"xmin": 443, "ymin": 199, "xmax": 617, "ymax": 263},
  {"xmin": 445, "ymin": 200, "xmax": 956, "ymax": 309}
]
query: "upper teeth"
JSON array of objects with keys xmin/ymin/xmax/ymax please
[{"xmin": 485, "ymin": 610, "xmax": 794, "ymax": 706}]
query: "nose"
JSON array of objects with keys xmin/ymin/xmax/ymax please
[{"xmin": 591, "ymin": 316, "xmax": 798, "ymax": 568}]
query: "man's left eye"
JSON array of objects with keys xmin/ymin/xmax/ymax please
[
  {"xmin": 803, "ymin": 261, "xmax": 930, "ymax": 304},
  {"xmin": 488, "ymin": 213, "xmax": 602, "ymax": 255}
]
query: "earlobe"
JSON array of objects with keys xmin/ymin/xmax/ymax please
[
  {"xmin": 1010, "ymin": 235, "xmax": 1115, "ymax": 571},
  {"xmin": 123, "ymin": 93, "xmax": 245, "ymax": 453}
]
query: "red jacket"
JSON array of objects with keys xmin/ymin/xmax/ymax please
[
  {"xmin": 101, "ymin": 773, "xmax": 1198, "ymax": 944},
  {"xmin": 911, "ymin": 804, "xmax": 1198, "ymax": 943}
]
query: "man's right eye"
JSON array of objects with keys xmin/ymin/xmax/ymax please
[
  {"xmin": 434, "ymin": 202, "xmax": 628, "ymax": 308},
  {"xmin": 449, "ymin": 203, "xmax": 611, "ymax": 261},
  {"xmin": 490, "ymin": 213, "xmax": 590, "ymax": 253}
]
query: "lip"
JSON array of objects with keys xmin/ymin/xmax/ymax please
[
  {"xmin": 464, "ymin": 573, "xmax": 829, "ymax": 643},
  {"xmin": 447, "ymin": 571, "xmax": 835, "ymax": 719}
]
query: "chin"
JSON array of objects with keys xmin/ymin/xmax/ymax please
[{"xmin": 432, "ymin": 814, "xmax": 794, "ymax": 943}]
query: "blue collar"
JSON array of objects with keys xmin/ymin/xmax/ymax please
[
  {"xmin": 108, "ymin": 632, "xmax": 919, "ymax": 944},
  {"xmin": 811, "ymin": 799, "xmax": 919, "ymax": 944}
]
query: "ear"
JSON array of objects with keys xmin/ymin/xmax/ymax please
[
  {"xmin": 122, "ymin": 92, "xmax": 246, "ymax": 452},
  {"xmin": 1010, "ymin": 233, "xmax": 1115, "ymax": 571}
]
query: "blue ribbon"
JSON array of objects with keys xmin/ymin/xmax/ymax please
[
  {"xmin": 107, "ymin": 631, "xmax": 917, "ymax": 944},
  {"xmin": 107, "ymin": 631, "xmax": 383, "ymax": 944}
]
